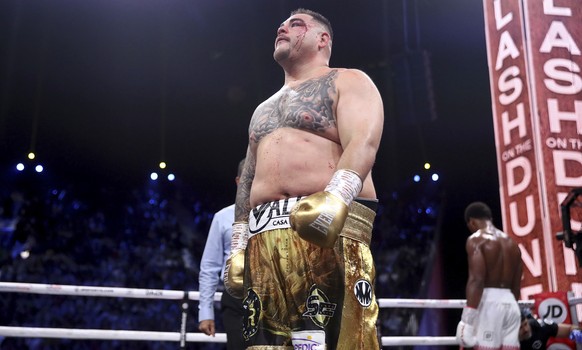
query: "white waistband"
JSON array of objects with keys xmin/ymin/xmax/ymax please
[{"xmin": 248, "ymin": 197, "xmax": 303, "ymax": 236}]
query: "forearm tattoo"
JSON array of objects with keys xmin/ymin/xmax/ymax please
[{"xmin": 235, "ymin": 151, "xmax": 255, "ymax": 222}]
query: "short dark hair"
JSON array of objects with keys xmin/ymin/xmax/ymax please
[
  {"xmin": 290, "ymin": 8, "xmax": 333, "ymax": 40},
  {"xmin": 464, "ymin": 202, "xmax": 493, "ymax": 223}
]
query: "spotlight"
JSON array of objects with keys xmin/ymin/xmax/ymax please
[
  {"xmin": 16, "ymin": 163, "xmax": 25, "ymax": 171},
  {"xmin": 167, "ymin": 173, "xmax": 175, "ymax": 181},
  {"xmin": 35, "ymin": 165, "xmax": 44, "ymax": 173},
  {"xmin": 159, "ymin": 161, "xmax": 167, "ymax": 169},
  {"xmin": 424, "ymin": 162, "xmax": 431, "ymax": 170},
  {"xmin": 413, "ymin": 174, "xmax": 420, "ymax": 183},
  {"xmin": 28, "ymin": 152, "xmax": 35, "ymax": 160},
  {"xmin": 431, "ymin": 173, "xmax": 439, "ymax": 182},
  {"xmin": 150, "ymin": 172, "xmax": 159, "ymax": 180}
]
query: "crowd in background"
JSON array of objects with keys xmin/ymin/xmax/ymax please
[{"xmin": 0, "ymin": 176, "xmax": 443, "ymax": 349}]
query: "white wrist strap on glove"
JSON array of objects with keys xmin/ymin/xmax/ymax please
[
  {"xmin": 324, "ymin": 169, "xmax": 363, "ymax": 207},
  {"xmin": 461, "ymin": 306, "xmax": 478, "ymax": 325},
  {"xmin": 231, "ymin": 222, "xmax": 249, "ymax": 252}
]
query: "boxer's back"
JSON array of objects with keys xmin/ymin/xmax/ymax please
[{"xmin": 474, "ymin": 229, "xmax": 521, "ymax": 289}]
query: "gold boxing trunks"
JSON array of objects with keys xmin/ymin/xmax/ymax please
[{"xmin": 242, "ymin": 197, "xmax": 380, "ymax": 350}]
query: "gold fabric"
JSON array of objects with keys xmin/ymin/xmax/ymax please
[
  {"xmin": 336, "ymin": 233, "xmax": 379, "ymax": 349},
  {"xmin": 242, "ymin": 200, "xmax": 379, "ymax": 349},
  {"xmin": 341, "ymin": 200, "xmax": 375, "ymax": 246}
]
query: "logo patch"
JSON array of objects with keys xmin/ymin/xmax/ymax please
[
  {"xmin": 353, "ymin": 279, "xmax": 373, "ymax": 307},
  {"xmin": 248, "ymin": 197, "xmax": 301, "ymax": 234},
  {"xmin": 291, "ymin": 330, "xmax": 325, "ymax": 350},
  {"xmin": 302, "ymin": 285, "xmax": 337, "ymax": 328},
  {"xmin": 538, "ymin": 297, "xmax": 568, "ymax": 324},
  {"xmin": 242, "ymin": 288, "xmax": 261, "ymax": 340}
]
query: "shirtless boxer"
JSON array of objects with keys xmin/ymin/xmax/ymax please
[
  {"xmin": 456, "ymin": 202, "xmax": 522, "ymax": 349},
  {"xmin": 223, "ymin": 8, "xmax": 384, "ymax": 350}
]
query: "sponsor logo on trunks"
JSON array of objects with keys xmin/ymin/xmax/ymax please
[
  {"xmin": 291, "ymin": 330, "xmax": 325, "ymax": 350},
  {"xmin": 354, "ymin": 279, "xmax": 373, "ymax": 307},
  {"xmin": 302, "ymin": 285, "xmax": 337, "ymax": 328},
  {"xmin": 242, "ymin": 288, "xmax": 261, "ymax": 340},
  {"xmin": 249, "ymin": 197, "xmax": 301, "ymax": 234},
  {"xmin": 293, "ymin": 342, "xmax": 323, "ymax": 350}
]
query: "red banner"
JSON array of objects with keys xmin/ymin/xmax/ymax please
[
  {"xmin": 483, "ymin": 0, "xmax": 582, "ymax": 297},
  {"xmin": 521, "ymin": 0, "xmax": 582, "ymax": 292},
  {"xmin": 483, "ymin": 0, "xmax": 547, "ymax": 298}
]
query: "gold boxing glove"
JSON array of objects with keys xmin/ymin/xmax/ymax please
[
  {"xmin": 290, "ymin": 169, "xmax": 362, "ymax": 248},
  {"xmin": 223, "ymin": 222, "xmax": 248, "ymax": 299}
]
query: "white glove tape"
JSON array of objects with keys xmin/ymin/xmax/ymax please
[
  {"xmin": 231, "ymin": 222, "xmax": 249, "ymax": 252},
  {"xmin": 324, "ymin": 169, "xmax": 363, "ymax": 206}
]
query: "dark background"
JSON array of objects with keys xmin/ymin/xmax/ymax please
[{"xmin": 0, "ymin": 0, "xmax": 503, "ymax": 305}]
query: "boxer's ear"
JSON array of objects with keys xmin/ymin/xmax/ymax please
[{"xmin": 466, "ymin": 218, "xmax": 477, "ymax": 232}]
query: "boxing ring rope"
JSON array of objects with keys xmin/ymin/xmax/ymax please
[{"xmin": 0, "ymin": 281, "xmax": 547, "ymax": 347}]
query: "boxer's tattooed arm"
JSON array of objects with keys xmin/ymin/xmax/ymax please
[
  {"xmin": 234, "ymin": 149, "xmax": 255, "ymax": 222},
  {"xmin": 249, "ymin": 70, "xmax": 338, "ymax": 143}
]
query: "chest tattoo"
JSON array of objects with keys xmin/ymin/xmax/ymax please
[{"xmin": 249, "ymin": 70, "xmax": 338, "ymax": 144}]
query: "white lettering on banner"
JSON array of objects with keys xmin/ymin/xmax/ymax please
[
  {"xmin": 502, "ymin": 102, "xmax": 527, "ymax": 144},
  {"xmin": 502, "ymin": 140, "xmax": 533, "ymax": 161},
  {"xmin": 521, "ymin": 284, "xmax": 544, "ymax": 302},
  {"xmin": 543, "ymin": 0, "xmax": 572, "ymax": 16},
  {"xmin": 486, "ymin": 0, "xmax": 582, "ymax": 292},
  {"xmin": 553, "ymin": 151, "xmax": 582, "ymax": 186},
  {"xmin": 540, "ymin": 22, "xmax": 580, "ymax": 55},
  {"xmin": 570, "ymin": 138, "xmax": 582, "ymax": 149},
  {"xmin": 502, "ymin": 149, "xmax": 515, "ymax": 161},
  {"xmin": 544, "ymin": 59, "xmax": 582, "ymax": 94},
  {"xmin": 494, "ymin": 0, "xmax": 513, "ymax": 30},
  {"xmin": 547, "ymin": 99, "xmax": 582, "ymax": 134},
  {"xmin": 533, "ymin": 0, "xmax": 582, "ymax": 289},
  {"xmin": 519, "ymin": 239, "xmax": 543, "ymax": 277},
  {"xmin": 546, "ymin": 137, "xmax": 568, "ymax": 149},
  {"xmin": 506, "ymin": 156, "xmax": 532, "ymax": 196},
  {"xmin": 499, "ymin": 66, "xmax": 523, "ymax": 105},
  {"xmin": 510, "ymin": 195, "xmax": 536, "ymax": 236},
  {"xmin": 496, "ymin": 32, "xmax": 521, "ymax": 70}
]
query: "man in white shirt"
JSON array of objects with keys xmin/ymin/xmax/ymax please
[{"xmin": 198, "ymin": 159, "xmax": 245, "ymax": 349}]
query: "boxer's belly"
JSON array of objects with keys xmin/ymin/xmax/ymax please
[{"xmin": 249, "ymin": 128, "xmax": 376, "ymax": 206}]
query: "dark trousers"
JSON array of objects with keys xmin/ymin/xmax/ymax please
[{"xmin": 221, "ymin": 291, "xmax": 245, "ymax": 350}]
